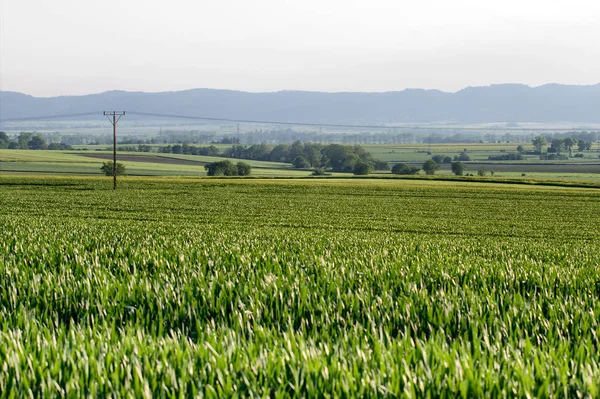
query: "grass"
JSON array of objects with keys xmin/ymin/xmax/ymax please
[
  {"xmin": 1, "ymin": 175, "xmax": 600, "ymax": 396},
  {"xmin": 0, "ymin": 149, "xmax": 311, "ymax": 177},
  {"xmin": 0, "ymin": 149, "xmax": 100, "ymax": 163},
  {"xmin": 2, "ymin": 146, "xmax": 599, "ymax": 181},
  {"xmin": 102, "ymin": 151, "xmax": 296, "ymax": 169},
  {"xmin": 364, "ymin": 143, "xmax": 600, "ymax": 163}
]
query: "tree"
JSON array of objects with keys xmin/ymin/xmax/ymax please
[
  {"xmin": 304, "ymin": 144, "xmax": 323, "ymax": 167},
  {"xmin": 451, "ymin": 161, "xmax": 465, "ymax": 176},
  {"xmin": 206, "ymin": 145, "xmax": 221, "ymax": 156},
  {"xmin": 391, "ymin": 163, "xmax": 420, "ymax": 175},
  {"xmin": 422, "ymin": 160, "xmax": 439, "ymax": 175},
  {"xmin": 288, "ymin": 140, "xmax": 304, "ymax": 161},
  {"xmin": 432, "ymin": 155, "xmax": 444, "ymax": 164},
  {"xmin": 454, "ymin": 152, "xmax": 471, "ymax": 162},
  {"xmin": 17, "ymin": 132, "xmax": 34, "ymax": 149},
  {"xmin": 100, "ymin": 162, "xmax": 126, "ymax": 176},
  {"xmin": 532, "ymin": 136, "xmax": 547, "ymax": 153},
  {"xmin": 269, "ymin": 144, "xmax": 290, "ymax": 162},
  {"xmin": 516, "ymin": 145, "xmax": 525, "ymax": 154},
  {"xmin": 236, "ymin": 162, "xmax": 252, "ymax": 176},
  {"xmin": 353, "ymin": 161, "xmax": 372, "ymax": 175},
  {"xmin": 577, "ymin": 140, "xmax": 592, "ymax": 151},
  {"xmin": 171, "ymin": 144, "xmax": 182, "ymax": 154},
  {"xmin": 563, "ymin": 138, "xmax": 576, "ymax": 157},
  {"xmin": 293, "ymin": 156, "xmax": 311, "ymax": 169},
  {"xmin": 550, "ymin": 139, "xmax": 565, "ymax": 155},
  {"xmin": 0, "ymin": 132, "xmax": 8, "ymax": 149},
  {"xmin": 48, "ymin": 142, "xmax": 72, "ymax": 150},
  {"xmin": 204, "ymin": 160, "xmax": 238, "ymax": 176},
  {"xmin": 374, "ymin": 160, "xmax": 390, "ymax": 170},
  {"xmin": 443, "ymin": 156, "xmax": 452, "ymax": 164},
  {"xmin": 28, "ymin": 135, "xmax": 48, "ymax": 150},
  {"xmin": 321, "ymin": 144, "xmax": 351, "ymax": 172}
]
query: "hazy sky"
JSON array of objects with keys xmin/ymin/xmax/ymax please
[{"xmin": 1, "ymin": 0, "xmax": 599, "ymax": 97}]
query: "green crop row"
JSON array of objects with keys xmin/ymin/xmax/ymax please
[{"xmin": 1, "ymin": 176, "xmax": 600, "ymax": 397}]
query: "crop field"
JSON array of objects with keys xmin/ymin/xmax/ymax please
[
  {"xmin": 363, "ymin": 143, "xmax": 600, "ymax": 163},
  {"xmin": 3, "ymin": 141, "xmax": 600, "ymax": 184},
  {"xmin": 0, "ymin": 150, "xmax": 311, "ymax": 177},
  {"xmin": 1, "ymin": 176, "xmax": 600, "ymax": 396}
]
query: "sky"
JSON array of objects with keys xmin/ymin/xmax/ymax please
[{"xmin": 1, "ymin": 0, "xmax": 599, "ymax": 97}]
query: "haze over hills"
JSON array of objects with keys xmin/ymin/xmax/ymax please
[{"xmin": 2, "ymin": 83, "xmax": 600, "ymax": 125}]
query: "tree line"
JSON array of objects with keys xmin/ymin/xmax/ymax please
[
  {"xmin": 204, "ymin": 161, "xmax": 252, "ymax": 176},
  {"xmin": 531, "ymin": 136, "xmax": 595, "ymax": 159},
  {"xmin": 0, "ymin": 132, "xmax": 72, "ymax": 150},
  {"xmin": 219, "ymin": 142, "xmax": 389, "ymax": 174},
  {"xmin": 129, "ymin": 141, "xmax": 389, "ymax": 175}
]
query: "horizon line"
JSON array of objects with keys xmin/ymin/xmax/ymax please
[{"xmin": 3, "ymin": 82, "xmax": 600, "ymax": 99}]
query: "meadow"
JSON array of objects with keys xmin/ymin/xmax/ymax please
[
  {"xmin": 2, "ymin": 144, "xmax": 600, "ymax": 184},
  {"xmin": 0, "ymin": 150, "xmax": 310, "ymax": 177},
  {"xmin": 1, "ymin": 175, "xmax": 600, "ymax": 396}
]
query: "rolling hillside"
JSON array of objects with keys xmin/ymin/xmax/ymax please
[{"xmin": 2, "ymin": 83, "xmax": 600, "ymax": 124}]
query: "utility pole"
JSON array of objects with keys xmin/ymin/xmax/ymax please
[
  {"xmin": 428, "ymin": 132, "xmax": 432, "ymax": 153},
  {"xmin": 103, "ymin": 112, "xmax": 125, "ymax": 190}
]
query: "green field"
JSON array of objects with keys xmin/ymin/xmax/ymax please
[
  {"xmin": 1, "ymin": 175, "xmax": 600, "ymax": 396},
  {"xmin": 363, "ymin": 143, "xmax": 600, "ymax": 163},
  {"xmin": 0, "ymin": 150, "xmax": 314, "ymax": 177},
  {"xmin": 2, "ymin": 145, "xmax": 600, "ymax": 185}
]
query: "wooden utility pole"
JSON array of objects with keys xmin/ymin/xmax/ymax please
[
  {"xmin": 428, "ymin": 132, "xmax": 432, "ymax": 153},
  {"xmin": 103, "ymin": 112, "xmax": 125, "ymax": 190}
]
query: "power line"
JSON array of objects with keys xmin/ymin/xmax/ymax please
[
  {"xmin": 1, "ymin": 109, "xmax": 598, "ymax": 132},
  {"xmin": 125, "ymin": 111, "xmax": 596, "ymax": 132},
  {"xmin": 1, "ymin": 111, "xmax": 102, "ymax": 122}
]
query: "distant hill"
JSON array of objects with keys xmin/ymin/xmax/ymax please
[{"xmin": 2, "ymin": 83, "xmax": 600, "ymax": 124}]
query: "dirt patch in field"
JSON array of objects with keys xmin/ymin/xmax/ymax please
[{"xmin": 76, "ymin": 153, "xmax": 208, "ymax": 166}]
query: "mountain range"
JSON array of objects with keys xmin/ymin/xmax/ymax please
[{"xmin": 2, "ymin": 83, "xmax": 600, "ymax": 125}]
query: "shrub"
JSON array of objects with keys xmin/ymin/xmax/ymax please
[
  {"xmin": 375, "ymin": 161, "xmax": 391, "ymax": 171},
  {"xmin": 432, "ymin": 155, "xmax": 444, "ymax": 164},
  {"xmin": 423, "ymin": 160, "xmax": 439, "ymax": 175},
  {"xmin": 451, "ymin": 162, "xmax": 465, "ymax": 176},
  {"xmin": 293, "ymin": 156, "xmax": 311, "ymax": 169},
  {"xmin": 488, "ymin": 153, "xmax": 523, "ymax": 161},
  {"xmin": 353, "ymin": 161, "xmax": 373, "ymax": 175},
  {"xmin": 236, "ymin": 162, "xmax": 252, "ymax": 176},
  {"xmin": 100, "ymin": 162, "xmax": 126, "ymax": 176},
  {"xmin": 391, "ymin": 163, "xmax": 420, "ymax": 175},
  {"xmin": 454, "ymin": 152, "xmax": 471, "ymax": 162},
  {"xmin": 311, "ymin": 168, "xmax": 329, "ymax": 176},
  {"xmin": 205, "ymin": 160, "xmax": 238, "ymax": 176},
  {"xmin": 48, "ymin": 143, "xmax": 73, "ymax": 151}
]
